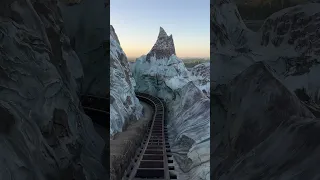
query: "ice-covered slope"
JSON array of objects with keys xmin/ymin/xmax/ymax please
[
  {"xmin": 133, "ymin": 27, "xmax": 210, "ymax": 180},
  {"xmin": 0, "ymin": 1, "xmax": 107, "ymax": 179},
  {"xmin": 188, "ymin": 62, "xmax": 211, "ymax": 97},
  {"xmin": 212, "ymin": 62, "xmax": 320, "ymax": 179},
  {"xmin": 58, "ymin": 0, "xmax": 109, "ymax": 96},
  {"xmin": 110, "ymin": 25, "xmax": 143, "ymax": 136}
]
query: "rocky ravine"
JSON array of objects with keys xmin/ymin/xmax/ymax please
[
  {"xmin": 211, "ymin": 0, "xmax": 320, "ymax": 179},
  {"xmin": 133, "ymin": 27, "xmax": 210, "ymax": 180},
  {"xmin": 0, "ymin": 0, "xmax": 107, "ymax": 179}
]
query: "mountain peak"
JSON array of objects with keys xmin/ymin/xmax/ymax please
[
  {"xmin": 146, "ymin": 27, "xmax": 176, "ymax": 61},
  {"xmin": 159, "ymin": 26, "xmax": 168, "ymax": 37},
  {"xmin": 110, "ymin": 25, "xmax": 120, "ymax": 45}
]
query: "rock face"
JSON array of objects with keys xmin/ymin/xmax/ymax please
[
  {"xmin": 167, "ymin": 82, "xmax": 210, "ymax": 180},
  {"xmin": 212, "ymin": 1, "xmax": 320, "ymax": 104},
  {"xmin": 188, "ymin": 62, "xmax": 210, "ymax": 97},
  {"xmin": 146, "ymin": 27, "xmax": 176, "ymax": 62},
  {"xmin": 58, "ymin": 0, "xmax": 109, "ymax": 96},
  {"xmin": 211, "ymin": 0, "xmax": 251, "ymax": 53},
  {"xmin": 211, "ymin": 1, "xmax": 320, "ymax": 179},
  {"xmin": 0, "ymin": 0, "xmax": 106, "ymax": 179},
  {"xmin": 256, "ymin": 3, "xmax": 320, "ymax": 104},
  {"xmin": 211, "ymin": 0, "xmax": 257, "ymax": 91},
  {"xmin": 212, "ymin": 62, "xmax": 320, "ymax": 179},
  {"xmin": 110, "ymin": 25, "xmax": 143, "ymax": 136},
  {"xmin": 133, "ymin": 28, "xmax": 210, "ymax": 180}
]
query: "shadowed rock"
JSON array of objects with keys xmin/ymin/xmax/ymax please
[
  {"xmin": 211, "ymin": 62, "xmax": 320, "ymax": 179},
  {"xmin": 0, "ymin": 0, "xmax": 106, "ymax": 179},
  {"xmin": 59, "ymin": 0, "xmax": 109, "ymax": 96}
]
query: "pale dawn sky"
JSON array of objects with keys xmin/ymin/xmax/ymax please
[{"xmin": 110, "ymin": 0, "xmax": 210, "ymax": 59}]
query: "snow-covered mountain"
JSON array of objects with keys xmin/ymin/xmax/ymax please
[
  {"xmin": 133, "ymin": 27, "xmax": 210, "ymax": 180},
  {"xmin": 0, "ymin": 1, "xmax": 107, "ymax": 179},
  {"xmin": 133, "ymin": 27, "xmax": 190, "ymax": 100},
  {"xmin": 110, "ymin": 25, "xmax": 143, "ymax": 136},
  {"xmin": 211, "ymin": 0, "xmax": 320, "ymax": 179}
]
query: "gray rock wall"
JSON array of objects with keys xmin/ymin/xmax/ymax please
[
  {"xmin": 110, "ymin": 25, "xmax": 143, "ymax": 136},
  {"xmin": 58, "ymin": 0, "xmax": 109, "ymax": 96},
  {"xmin": 0, "ymin": 0, "xmax": 107, "ymax": 179}
]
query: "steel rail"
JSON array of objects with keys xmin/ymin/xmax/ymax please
[
  {"xmin": 123, "ymin": 93, "xmax": 177, "ymax": 180},
  {"xmin": 80, "ymin": 93, "xmax": 177, "ymax": 179}
]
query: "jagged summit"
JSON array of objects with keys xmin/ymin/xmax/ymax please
[
  {"xmin": 110, "ymin": 25, "xmax": 120, "ymax": 45},
  {"xmin": 146, "ymin": 27, "xmax": 176, "ymax": 62},
  {"xmin": 158, "ymin": 26, "xmax": 168, "ymax": 37}
]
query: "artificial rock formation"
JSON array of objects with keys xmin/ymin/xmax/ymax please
[
  {"xmin": 59, "ymin": 0, "xmax": 109, "ymax": 97},
  {"xmin": 188, "ymin": 62, "xmax": 210, "ymax": 97},
  {"xmin": 110, "ymin": 25, "xmax": 143, "ymax": 136},
  {"xmin": 211, "ymin": 0, "xmax": 320, "ymax": 179},
  {"xmin": 0, "ymin": 0, "xmax": 107, "ymax": 179},
  {"xmin": 256, "ymin": 3, "xmax": 320, "ymax": 104},
  {"xmin": 212, "ymin": 62, "xmax": 320, "ymax": 179},
  {"xmin": 146, "ymin": 27, "xmax": 176, "ymax": 62},
  {"xmin": 133, "ymin": 27, "xmax": 210, "ymax": 180}
]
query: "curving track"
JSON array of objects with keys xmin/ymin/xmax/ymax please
[
  {"xmin": 81, "ymin": 94, "xmax": 109, "ymax": 127},
  {"xmin": 124, "ymin": 92, "xmax": 177, "ymax": 180},
  {"xmin": 80, "ymin": 93, "xmax": 177, "ymax": 180}
]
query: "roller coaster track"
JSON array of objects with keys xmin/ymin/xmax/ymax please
[
  {"xmin": 81, "ymin": 94, "xmax": 109, "ymax": 127},
  {"xmin": 80, "ymin": 93, "xmax": 177, "ymax": 180},
  {"xmin": 123, "ymin": 92, "xmax": 177, "ymax": 180}
]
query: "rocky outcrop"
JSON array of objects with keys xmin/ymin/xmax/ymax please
[
  {"xmin": 110, "ymin": 25, "xmax": 142, "ymax": 136},
  {"xmin": 211, "ymin": 0, "xmax": 257, "ymax": 92},
  {"xmin": 212, "ymin": 62, "xmax": 320, "ymax": 179},
  {"xmin": 0, "ymin": 0, "xmax": 106, "ymax": 179},
  {"xmin": 146, "ymin": 27, "xmax": 176, "ymax": 62},
  {"xmin": 58, "ymin": 0, "xmax": 109, "ymax": 96},
  {"xmin": 255, "ymin": 3, "xmax": 320, "ymax": 104},
  {"xmin": 211, "ymin": 1, "xmax": 320, "ymax": 104},
  {"xmin": 133, "ymin": 27, "xmax": 210, "ymax": 180},
  {"xmin": 211, "ymin": 1, "xmax": 320, "ymax": 179},
  {"xmin": 211, "ymin": 0, "xmax": 252, "ymax": 53},
  {"xmin": 189, "ymin": 62, "xmax": 210, "ymax": 97},
  {"xmin": 167, "ymin": 82, "xmax": 210, "ymax": 180},
  {"xmin": 133, "ymin": 28, "xmax": 190, "ymax": 100}
]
